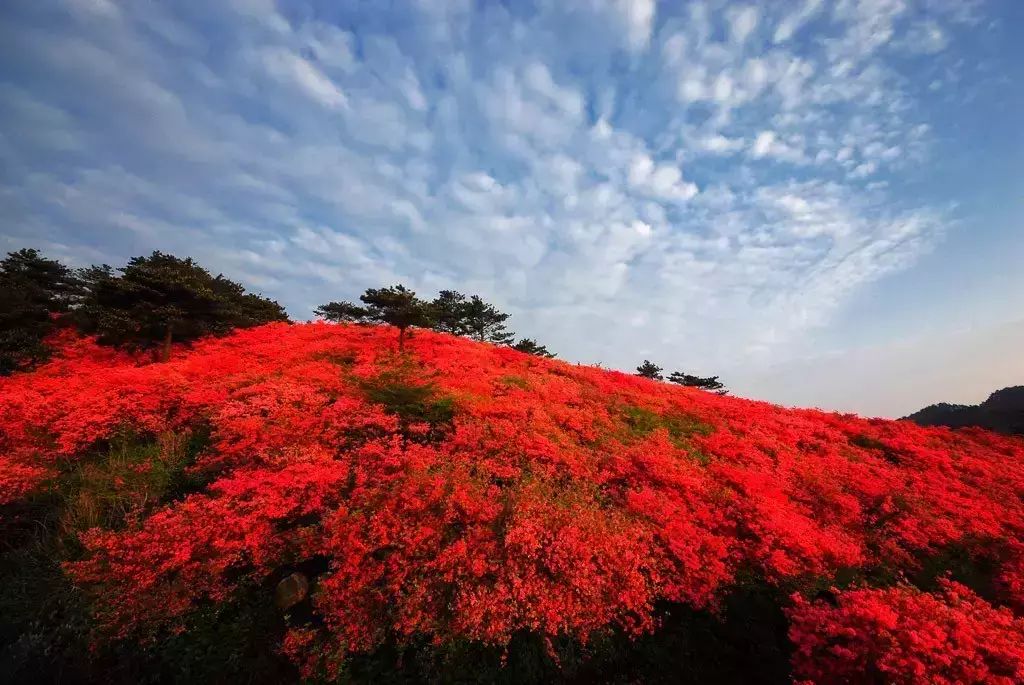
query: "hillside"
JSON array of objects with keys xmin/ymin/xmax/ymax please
[
  {"xmin": 905, "ymin": 386, "xmax": 1024, "ymax": 436},
  {"xmin": 2, "ymin": 322, "xmax": 1024, "ymax": 683}
]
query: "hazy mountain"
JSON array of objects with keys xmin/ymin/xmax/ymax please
[{"xmin": 904, "ymin": 386, "xmax": 1024, "ymax": 436}]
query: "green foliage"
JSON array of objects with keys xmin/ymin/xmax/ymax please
[
  {"xmin": 0, "ymin": 529, "xmax": 94, "ymax": 684},
  {"xmin": 458, "ymin": 294, "xmax": 514, "ymax": 344},
  {"xmin": 360, "ymin": 360, "xmax": 457, "ymax": 444},
  {"xmin": 910, "ymin": 542, "xmax": 1000, "ymax": 603},
  {"xmin": 0, "ymin": 248, "xmax": 83, "ymax": 374},
  {"xmin": 635, "ymin": 360, "xmax": 663, "ymax": 381},
  {"xmin": 511, "ymin": 338, "xmax": 556, "ymax": 358},
  {"xmin": 320, "ymin": 286, "xmax": 519, "ymax": 350},
  {"xmin": 0, "ymin": 428, "xmax": 211, "ymax": 683},
  {"xmin": 76, "ymin": 251, "xmax": 288, "ymax": 359},
  {"xmin": 497, "ymin": 374, "xmax": 530, "ymax": 389},
  {"xmin": 575, "ymin": 591, "xmax": 794, "ymax": 685},
  {"xmin": 137, "ymin": 586, "xmax": 295, "ymax": 685},
  {"xmin": 668, "ymin": 371, "xmax": 728, "ymax": 395},
  {"xmin": 849, "ymin": 433, "xmax": 888, "ymax": 451},
  {"xmin": 620, "ymin": 405, "xmax": 664, "ymax": 436},
  {"xmin": 849, "ymin": 433, "xmax": 901, "ymax": 464},
  {"xmin": 619, "ymin": 404, "xmax": 714, "ymax": 455},
  {"xmin": 340, "ymin": 591, "xmax": 793, "ymax": 684},
  {"xmin": 429, "ymin": 290, "xmax": 515, "ymax": 344},
  {"xmin": 310, "ymin": 349, "xmax": 358, "ymax": 367},
  {"xmin": 60, "ymin": 429, "xmax": 204, "ymax": 533},
  {"xmin": 431, "ymin": 289, "xmax": 468, "ymax": 335},
  {"xmin": 317, "ymin": 284, "xmax": 435, "ymax": 350},
  {"xmin": 313, "ymin": 300, "xmax": 369, "ymax": 323}
]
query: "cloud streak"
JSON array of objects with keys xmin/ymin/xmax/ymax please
[{"xmin": 0, "ymin": 0, "xmax": 982, "ymax": 389}]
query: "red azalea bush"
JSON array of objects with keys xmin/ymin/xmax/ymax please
[
  {"xmin": 788, "ymin": 581, "xmax": 1024, "ymax": 684},
  {"xmin": 1, "ymin": 321, "xmax": 1023, "ymax": 681}
]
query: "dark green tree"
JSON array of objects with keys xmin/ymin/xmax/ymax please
[
  {"xmin": 77, "ymin": 251, "xmax": 288, "ymax": 361},
  {"xmin": 460, "ymin": 295, "xmax": 514, "ymax": 344},
  {"xmin": 635, "ymin": 360, "xmax": 663, "ymax": 381},
  {"xmin": 668, "ymin": 371, "xmax": 728, "ymax": 395},
  {"xmin": 428, "ymin": 290, "xmax": 515, "ymax": 345},
  {"xmin": 430, "ymin": 290, "xmax": 469, "ymax": 335},
  {"xmin": 0, "ymin": 248, "xmax": 83, "ymax": 374},
  {"xmin": 511, "ymin": 338, "xmax": 556, "ymax": 358},
  {"xmin": 313, "ymin": 301, "xmax": 368, "ymax": 323},
  {"xmin": 316, "ymin": 284, "xmax": 435, "ymax": 351}
]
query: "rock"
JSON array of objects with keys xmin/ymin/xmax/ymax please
[{"xmin": 274, "ymin": 572, "xmax": 309, "ymax": 611}]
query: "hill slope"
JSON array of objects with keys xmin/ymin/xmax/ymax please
[
  {"xmin": 2, "ymin": 322, "xmax": 1023, "ymax": 683},
  {"xmin": 905, "ymin": 386, "xmax": 1024, "ymax": 436}
]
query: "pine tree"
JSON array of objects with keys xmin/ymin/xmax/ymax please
[
  {"xmin": 511, "ymin": 338, "xmax": 556, "ymax": 358},
  {"xmin": 635, "ymin": 360, "xmax": 663, "ymax": 381},
  {"xmin": 431, "ymin": 290, "xmax": 468, "ymax": 335},
  {"xmin": 429, "ymin": 290, "xmax": 516, "ymax": 345},
  {"xmin": 460, "ymin": 295, "xmax": 514, "ymax": 344},
  {"xmin": 668, "ymin": 371, "xmax": 728, "ymax": 395},
  {"xmin": 77, "ymin": 251, "xmax": 288, "ymax": 361},
  {"xmin": 0, "ymin": 248, "xmax": 83, "ymax": 374},
  {"xmin": 317, "ymin": 284, "xmax": 435, "ymax": 351},
  {"xmin": 314, "ymin": 301, "xmax": 368, "ymax": 323}
]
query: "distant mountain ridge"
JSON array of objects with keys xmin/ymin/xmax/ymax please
[{"xmin": 904, "ymin": 386, "xmax": 1024, "ymax": 436}]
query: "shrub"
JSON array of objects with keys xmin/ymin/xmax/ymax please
[
  {"xmin": 0, "ymin": 322, "xmax": 1022, "ymax": 681},
  {"xmin": 788, "ymin": 582, "xmax": 1024, "ymax": 684}
]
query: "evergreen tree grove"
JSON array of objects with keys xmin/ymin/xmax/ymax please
[
  {"xmin": 511, "ymin": 338, "xmax": 556, "ymax": 358},
  {"xmin": 428, "ymin": 290, "xmax": 515, "ymax": 344},
  {"xmin": 0, "ymin": 248, "xmax": 83, "ymax": 374},
  {"xmin": 316, "ymin": 284, "xmax": 435, "ymax": 351},
  {"xmin": 431, "ymin": 290, "xmax": 469, "ymax": 335},
  {"xmin": 76, "ymin": 251, "xmax": 288, "ymax": 361},
  {"xmin": 459, "ymin": 295, "xmax": 514, "ymax": 344}
]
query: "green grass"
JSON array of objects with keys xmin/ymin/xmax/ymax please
[
  {"xmin": 0, "ymin": 427, "xmax": 212, "ymax": 682},
  {"xmin": 359, "ymin": 360, "xmax": 457, "ymax": 445},
  {"xmin": 618, "ymin": 405, "xmax": 714, "ymax": 451}
]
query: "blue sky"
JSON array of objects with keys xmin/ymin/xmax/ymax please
[{"xmin": 1, "ymin": 0, "xmax": 1021, "ymax": 416}]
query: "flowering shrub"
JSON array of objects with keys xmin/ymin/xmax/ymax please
[
  {"xmin": 1, "ymin": 321, "xmax": 1023, "ymax": 680},
  {"xmin": 788, "ymin": 582, "xmax": 1024, "ymax": 684}
]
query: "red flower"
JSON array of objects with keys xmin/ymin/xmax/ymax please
[{"xmin": 0, "ymin": 321, "xmax": 1021, "ymax": 679}]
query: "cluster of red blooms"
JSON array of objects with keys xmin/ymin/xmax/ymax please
[
  {"xmin": 788, "ymin": 581, "xmax": 1024, "ymax": 683},
  {"xmin": 1, "ymin": 322, "xmax": 1023, "ymax": 681}
]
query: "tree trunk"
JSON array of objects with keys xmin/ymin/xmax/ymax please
[
  {"xmin": 398, "ymin": 326, "xmax": 406, "ymax": 352},
  {"xmin": 161, "ymin": 324, "xmax": 173, "ymax": 362}
]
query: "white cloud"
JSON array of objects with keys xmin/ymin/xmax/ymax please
[
  {"xmin": 773, "ymin": 0, "xmax": 822, "ymax": 43},
  {"xmin": 727, "ymin": 6, "xmax": 759, "ymax": 45},
  {"xmin": 749, "ymin": 130, "xmax": 805, "ymax": 163},
  {"xmin": 899, "ymin": 19, "xmax": 949, "ymax": 54},
  {"xmin": 0, "ymin": 0, "xmax": 977, "ymax": 414},
  {"xmin": 698, "ymin": 134, "xmax": 745, "ymax": 155},
  {"xmin": 619, "ymin": 0, "xmax": 656, "ymax": 52},
  {"xmin": 750, "ymin": 131, "xmax": 776, "ymax": 158},
  {"xmin": 297, "ymin": 23, "xmax": 356, "ymax": 72},
  {"xmin": 544, "ymin": 0, "xmax": 655, "ymax": 54},
  {"xmin": 850, "ymin": 161, "xmax": 877, "ymax": 178},
  {"xmin": 827, "ymin": 0, "xmax": 908, "ymax": 63},
  {"xmin": 627, "ymin": 154, "xmax": 699, "ymax": 201},
  {"xmin": 523, "ymin": 62, "xmax": 584, "ymax": 117},
  {"xmin": 260, "ymin": 48, "xmax": 348, "ymax": 109}
]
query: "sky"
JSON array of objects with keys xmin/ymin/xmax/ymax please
[{"xmin": 1, "ymin": 0, "xmax": 1022, "ymax": 418}]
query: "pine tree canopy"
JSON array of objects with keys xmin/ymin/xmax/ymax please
[
  {"xmin": 77, "ymin": 251, "xmax": 288, "ymax": 359},
  {"xmin": 635, "ymin": 360, "xmax": 664, "ymax": 381},
  {"xmin": 511, "ymin": 338, "xmax": 556, "ymax": 358}
]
